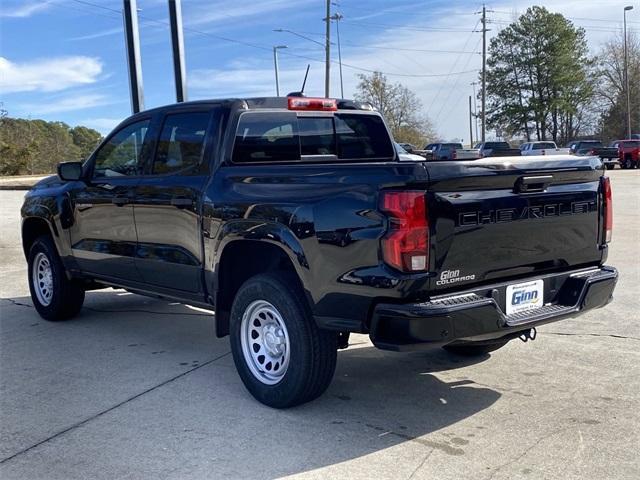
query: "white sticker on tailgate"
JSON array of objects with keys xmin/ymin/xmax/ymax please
[{"xmin": 505, "ymin": 280, "xmax": 544, "ymax": 316}]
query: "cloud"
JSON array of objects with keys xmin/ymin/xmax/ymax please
[
  {"xmin": 189, "ymin": 65, "xmax": 316, "ymax": 98},
  {"xmin": 79, "ymin": 117, "xmax": 122, "ymax": 134},
  {"xmin": 68, "ymin": 27, "xmax": 123, "ymax": 42},
  {"xmin": 0, "ymin": 56, "xmax": 103, "ymax": 93},
  {"xmin": 0, "ymin": 1, "xmax": 51, "ymax": 18},
  {"xmin": 18, "ymin": 94, "xmax": 111, "ymax": 115},
  {"xmin": 186, "ymin": 0, "xmax": 312, "ymax": 27}
]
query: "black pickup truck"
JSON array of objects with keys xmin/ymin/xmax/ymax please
[
  {"xmin": 474, "ymin": 141, "xmax": 521, "ymax": 157},
  {"xmin": 568, "ymin": 140, "xmax": 619, "ymax": 169},
  {"xmin": 21, "ymin": 96, "xmax": 617, "ymax": 408}
]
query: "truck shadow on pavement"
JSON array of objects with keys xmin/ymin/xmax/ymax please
[{"xmin": 1, "ymin": 289, "xmax": 501, "ymax": 479}]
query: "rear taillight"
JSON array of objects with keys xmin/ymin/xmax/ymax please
[
  {"xmin": 380, "ymin": 191, "xmax": 429, "ymax": 272},
  {"xmin": 602, "ymin": 176, "xmax": 613, "ymax": 243}
]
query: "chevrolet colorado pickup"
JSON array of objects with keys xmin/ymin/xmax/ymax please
[{"xmin": 21, "ymin": 96, "xmax": 618, "ymax": 408}]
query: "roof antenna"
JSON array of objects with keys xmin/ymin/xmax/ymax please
[
  {"xmin": 301, "ymin": 64, "xmax": 310, "ymax": 93},
  {"xmin": 287, "ymin": 64, "xmax": 310, "ymax": 97}
]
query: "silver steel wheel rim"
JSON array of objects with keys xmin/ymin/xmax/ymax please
[
  {"xmin": 240, "ymin": 300, "xmax": 291, "ymax": 385},
  {"xmin": 32, "ymin": 252, "xmax": 53, "ymax": 306}
]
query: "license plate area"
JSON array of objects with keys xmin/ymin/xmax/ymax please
[{"xmin": 505, "ymin": 279, "xmax": 544, "ymax": 316}]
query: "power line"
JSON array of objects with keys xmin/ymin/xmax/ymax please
[
  {"xmin": 67, "ymin": 0, "xmax": 477, "ymax": 79},
  {"xmin": 338, "ymin": 40, "xmax": 481, "ymax": 55},
  {"xmin": 433, "ymin": 36, "xmax": 483, "ymax": 125},
  {"xmin": 426, "ymin": 18, "xmax": 481, "ymax": 115},
  {"xmin": 492, "ymin": 10, "xmax": 640, "ymax": 25},
  {"xmin": 341, "ymin": 20, "xmax": 476, "ymax": 33},
  {"xmin": 274, "ymin": 28, "xmax": 481, "ymax": 53},
  {"xmin": 338, "ymin": 3, "xmax": 479, "ymax": 18}
]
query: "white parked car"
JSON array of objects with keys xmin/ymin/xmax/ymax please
[{"xmin": 520, "ymin": 141, "xmax": 570, "ymax": 156}]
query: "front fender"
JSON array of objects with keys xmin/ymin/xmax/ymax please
[{"xmin": 21, "ymin": 187, "xmax": 75, "ymax": 264}]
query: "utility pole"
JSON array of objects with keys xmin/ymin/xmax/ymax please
[
  {"xmin": 273, "ymin": 45, "xmax": 287, "ymax": 96},
  {"xmin": 168, "ymin": 0, "xmax": 187, "ymax": 102},
  {"xmin": 123, "ymin": 0, "xmax": 144, "ymax": 113},
  {"xmin": 330, "ymin": 12, "xmax": 344, "ymax": 98},
  {"xmin": 481, "ymin": 4, "xmax": 487, "ymax": 142},
  {"xmin": 324, "ymin": 0, "xmax": 331, "ymax": 97},
  {"xmin": 469, "ymin": 95, "xmax": 474, "ymax": 148},
  {"xmin": 624, "ymin": 6, "xmax": 634, "ymax": 139}
]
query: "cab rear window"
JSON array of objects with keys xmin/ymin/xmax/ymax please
[{"xmin": 232, "ymin": 112, "xmax": 394, "ymax": 163}]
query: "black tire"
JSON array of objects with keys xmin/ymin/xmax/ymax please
[
  {"xmin": 605, "ymin": 163, "xmax": 615, "ymax": 170},
  {"xmin": 27, "ymin": 235, "xmax": 85, "ymax": 321},
  {"xmin": 443, "ymin": 339, "xmax": 509, "ymax": 357},
  {"xmin": 229, "ymin": 272, "xmax": 337, "ymax": 408},
  {"xmin": 624, "ymin": 157, "xmax": 633, "ymax": 169}
]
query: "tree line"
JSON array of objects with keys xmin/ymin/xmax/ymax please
[
  {"xmin": 0, "ymin": 110, "xmax": 102, "ymax": 176},
  {"xmin": 355, "ymin": 6, "xmax": 638, "ymax": 147},
  {"xmin": 485, "ymin": 6, "xmax": 639, "ymax": 144},
  {"xmin": 1, "ymin": 5, "xmax": 636, "ymax": 176}
]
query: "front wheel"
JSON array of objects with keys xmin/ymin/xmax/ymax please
[
  {"xmin": 605, "ymin": 163, "xmax": 615, "ymax": 170},
  {"xmin": 443, "ymin": 339, "xmax": 509, "ymax": 357},
  {"xmin": 229, "ymin": 273, "xmax": 337, "ymax": 408},
  {"xmin": 28, "ymin": 235, "xmax": 85, "ymax": 321}
]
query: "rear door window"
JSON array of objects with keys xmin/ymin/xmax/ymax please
[
  {"xmin": 153, "ymin": 112, "xmax": 210, "ymax": 174},
  {"xmin": 233, "ymin": 112, "xmax": 299, "ymax": 162},
  {"xmin": 232, "ymin": 112, "xmax": 394, "ymax": 163},
  {"xmin": 335, "ymin": 114, "xmax": 394, "ymax": 159}
]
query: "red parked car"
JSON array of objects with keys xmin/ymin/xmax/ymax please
[{"xmin": 610, "ymin": 140, "xmax": 640, "ymax": 169}]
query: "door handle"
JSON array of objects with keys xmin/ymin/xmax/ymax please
[
  {"xmin": 514, "ymin": 175, "xmax": 553, "ymax": 193},
  {"xmin": 112, "ymin": 196, "xmax": 130, "ymax": 206},
  {"xmin": 170, "ymin": 197, "xmax": 193, "ymax": 208}
]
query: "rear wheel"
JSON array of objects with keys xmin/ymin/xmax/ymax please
[
  {"xmin": 443, "ymin": 339, "xmax": 509, "ymax": 357},
  {"xmin": 28, "ymin": 235, "xmax": 85, "ymax": 321},
  {"xmin": 624, "ymin": 157, "xmax": 633, "ymax": 169},
  {"xmin": 230, "ymin": 273, "xmax": 337, "ymax": 408},
  {"xmin": 605, "ymin": 163, "xmax": 615, "ymax": 170}
]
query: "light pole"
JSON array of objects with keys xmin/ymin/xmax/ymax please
[
  {"xmin": 273, "ymin": 45, "xmax": 287, "ymax": 96},
  {"xmin": 330, "ymin": 11, "xmax": 344, "ymax": 99},
  {"xmin": 624, "ymin": 5, "xmax": 634, "ymax": 139},
  {"xmin": 324, "ymin": 0, "xmax": 331, "ymax": 97}
]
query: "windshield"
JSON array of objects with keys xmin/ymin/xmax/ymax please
[
  {"xmin": 533, "ymin": 142, "xmax": 557, "ymax": 150},
  {"xmin": 485, "ymin": 142, "xmax": 510, "ymax": 149}
]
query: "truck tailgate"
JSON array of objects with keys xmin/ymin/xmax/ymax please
[{"xmin": 426, "ymin": 156, "xmax": 605, "ymax": 292}]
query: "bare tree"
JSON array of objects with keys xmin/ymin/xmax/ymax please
[
  {"xmin": 355, "ymin": 72, "xmax": 437, "ymax": 147},
  {"xmin": 597, "ymin": 30, "xmax": 640, "ymax": 139}
]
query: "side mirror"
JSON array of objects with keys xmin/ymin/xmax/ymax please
[{"xmin": 57, "ymin": 161, "xmax": 84, "ymax": 181}]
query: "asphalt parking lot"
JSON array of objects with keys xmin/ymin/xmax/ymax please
[{"xmin": 1, "ymin": 170, "xmax": 638, "ymax": 480}]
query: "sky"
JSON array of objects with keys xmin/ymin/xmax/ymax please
[{"xmin": 1, "ymin": 0, "xmax": 638, "ymax": 141}]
